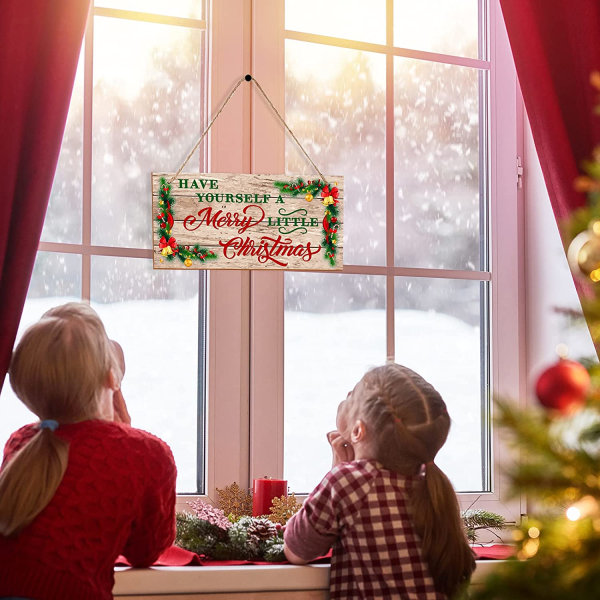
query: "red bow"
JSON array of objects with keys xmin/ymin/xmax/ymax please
[
  {"xmin": 321, "ymin": 185, "xmax": 339, "ymax": 204},
  {"xmin": 159, "ymin": 236, "xmax": 177, "ymax": 249}
]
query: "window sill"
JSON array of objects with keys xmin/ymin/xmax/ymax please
[{"xmin": 113, "ymin": 560, "xmax": 501, "ymax": 598}]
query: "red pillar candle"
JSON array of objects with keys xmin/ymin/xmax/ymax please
[{"xmin": 252, "ymin": 478, "xmax": 287, "ymax": 517}]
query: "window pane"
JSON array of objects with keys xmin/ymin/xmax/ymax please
[
  {"xmin": 286, "ymin": 40, "xmax": 386, "ymax": 266},
  {"xmin": 394, "ymin": 0, "xmax": 480, "ymax": 59},
  {"xmin": 95, "ymin": 0, "xmax": 204, "ymax": 20},
  {"xmin": 92, "ymin": 17, "xmax": 204, "ymax": 248},
  {"xmin": 0, "ymin": 252, "xmax": 82, "ymax": 456},
  {"xmin": 284, "ymin": 273, "xmax": 386, "ymax": 493},
  {"xmin": 28, "ymin": 251, "xmax": 82, "ymax": 299},
  {"xmin": 42, "ymin": 50, "xmax": 83, "ymax": 244},
  {"xmin": 285, "ymin": 0, "xmax": 386, "ymax": 45},
  {"xmin": 90, "ymin": 256, "xmax": 201, "ymax": 493},
  {"xmin": 394, "ymin": 58, "xmax": 483, "ymax": 270},
  {"xmin": 394, "ymin": 277, "xmax": 486, "ymax": 492}
]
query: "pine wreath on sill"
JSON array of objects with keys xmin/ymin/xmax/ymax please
[{"xmin": 175, "ymin": 490, "xmax": 303, "ymax": 562}]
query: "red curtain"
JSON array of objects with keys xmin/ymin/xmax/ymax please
[
  {"xmin": 0, "ymin": 0, "xmax": 91, "ymax": 391},
  {"xmin": 500, "ymin": 0, "xmax": 600, "ymax": 223}
]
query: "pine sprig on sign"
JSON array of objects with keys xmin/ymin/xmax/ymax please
[
  {"xmin": 156, "ymin": 177, "xmax": 217, "ymax": 266},
  {"xmin": 273, "ymin": 177, "xmax": 341, "ymax": 266},
  {"xmin": 322, "ymin": 202, "xmax": 340, "ymax": 266},
  {"xmin": 273, "ymin": 177, "xmax": 325, "ymax": 197}
]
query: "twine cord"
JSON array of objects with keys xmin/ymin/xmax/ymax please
[
  {"xmin": 168, "ymin": 75, "xmax": 246, "ymax": 183},
  {"xmin": 250, "ymin": 77, "xmax": 327, "ymax": 183},
  {"xmin": 169, "ymin": 74, "xmax": 327, "ymax": 185}
]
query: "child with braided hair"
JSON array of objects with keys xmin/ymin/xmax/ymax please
[{"xmin": 284, "ymin": 363, "xmax": 475, "ymax": 599}]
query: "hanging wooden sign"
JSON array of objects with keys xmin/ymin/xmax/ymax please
[{"xmin": 152, "ymin": 173, "xmax": 344, "ymax": 270}]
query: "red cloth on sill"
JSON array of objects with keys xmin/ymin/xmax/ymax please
[
  {"xmin": 116, "ymin": 545, "xmax": 514, "ymax": 568},
  {"xmin": 115, "ymin": 545, "xmax": 332, "ymax": 567},
  {"xmin": 116, "ymin": 545, "xmax": 202, "ymax": 567},
  {"xmin": 472, "ymin": 544, "xmax": 515, "ymax": 560}
]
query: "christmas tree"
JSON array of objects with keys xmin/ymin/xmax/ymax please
[{"xmin": 472, "ymin": 75, "xmax": 600, "ymax": 599}]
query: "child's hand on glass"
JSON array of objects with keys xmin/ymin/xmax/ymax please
[
  {"xmin": 327, "ymin": 430, "xmax": 354, "ymax": 467},
  {"xmin": 111, "ymin": 341, "xmax": 131, "ymax": 425}
]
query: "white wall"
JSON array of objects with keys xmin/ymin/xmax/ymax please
[{"xmin": 524, "ymin": 119, "xmax": 597, "ymax": 397}]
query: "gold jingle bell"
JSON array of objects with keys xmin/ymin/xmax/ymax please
[{"xmin": 567, "ymin": 221, "xmax": 600, "ymax": 282}]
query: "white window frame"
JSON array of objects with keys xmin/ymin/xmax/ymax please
[
  {"xmin": 218, "ymin": 0, "xmax": 526, "ymax": 521},
  {"xmin": 23, "ymin": 0, "xmax": 525, "ymax": 521},
  {"xmin": 38, "ymin": 5, "xmax": 208, "ymax": 289},
  {"xmin": 27, "ymin": 2, "xmax": 211, "ymax": 505}
]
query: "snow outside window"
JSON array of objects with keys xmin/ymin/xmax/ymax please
[
  {"xmin": 0, "ymin": 1, "xmax": 208, "ymax": 494},
  {"xmin": 282, "ymin": 0, "xmax": 491, "ymax": 494}
]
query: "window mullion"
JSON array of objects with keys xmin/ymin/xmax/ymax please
[
  {"xmin": 248, "ymin": 0, "xmax": 286, "ymax": 481},
  {"xmin": 82, "ymin": 11, "xmax": 94, "ymax": 301},
  {"xmin": 386, "ymin": 0, "xmax": 395, "ymax": 362},
  {"xmin": 205, "ymin": 0, "xmax": 254, "ymax": 501}
]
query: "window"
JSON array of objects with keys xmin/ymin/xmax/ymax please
[
  {"xmin": 250, "ymin": 0, "xmax": 523, "ymax": 519},
  {"xmin": 1, "ymin": 0, "xmax": 523, "ymax": 518},
  {"xmin": 282, "ymin": 0, "xmax": 488, "ymax": 494},
  {"xmin": 0, "ymin": 2, "xmax": 208, "ymax": 494}
]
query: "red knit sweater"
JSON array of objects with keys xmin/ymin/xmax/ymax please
[{"xmin": 0, "ymin": 420, "xmax": 176, "ymax": 600}]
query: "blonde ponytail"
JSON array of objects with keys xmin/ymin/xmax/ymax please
[
  {"xmin": 0, "ymin": 428, "xmax": 69, "ymax": 536},
  {"xmin": 409, "ymin": 463, "xmax": 475, "ymax": 597},
  {"xmin": 0, "ymin": 302, "xmax": 119, "ymax": 537}
]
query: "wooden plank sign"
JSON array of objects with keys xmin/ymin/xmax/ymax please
[{"xmin": 152, "ymin": 173, "xmax": 344, "ymax": 270}]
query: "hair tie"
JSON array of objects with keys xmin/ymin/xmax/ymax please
[
  {"xmin": 39, "ymin": 419, "xmax": 59, "ymax": 432},
  {"xmin": 418, "ymin": 461, "xmax": 435, "ymax": 477}
]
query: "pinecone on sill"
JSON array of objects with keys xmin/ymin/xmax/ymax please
[{"xmin": 247, "ymin": 517, "xmax": 278, "ymax": 541}]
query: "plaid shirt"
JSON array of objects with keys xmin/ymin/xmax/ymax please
[{"xmin": 285, "ymin": 459, "xmax": 445, "ymax": 600}]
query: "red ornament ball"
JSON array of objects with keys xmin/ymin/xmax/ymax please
[{"xmin": 535, "ymin": 359, "xmax": 590, "ymax": 413}]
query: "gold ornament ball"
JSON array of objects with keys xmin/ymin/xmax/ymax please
[
  {"xmin": 567, "ymin": 225, "xmax": 600, "ymax": 282},
  {"xmin": 305, "ymin": 193, "xmax": 313, "ymax": 202},
  {"xmin": 184, "ymin": 258, "xmax": 193, "ymax": 267}
]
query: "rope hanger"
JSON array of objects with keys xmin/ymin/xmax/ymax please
[{"xmin": 168, "ymin": 74, "xmax": 327, "ymax": 185}]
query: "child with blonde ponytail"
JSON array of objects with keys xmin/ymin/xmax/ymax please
[
  {"xmin": 284, "ymin": 363, "xmax": 475, "ymax": 599},
  {"xmin": 0, "ymin": 302, "xmax": 176, "ymax": 600}
]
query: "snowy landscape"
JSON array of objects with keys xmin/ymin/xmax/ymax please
[{"xmin": 0, "ymin": 297, "xmax": 483, "ymax": 494}]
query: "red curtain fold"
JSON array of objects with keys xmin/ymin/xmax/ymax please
[
  {"xmin": 500, "ymin": 0, "xmax": 600, "ymax": 223},
  {"xmin": 0, "ymin": 0, "xmax": 91, "ymax": 392}
]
